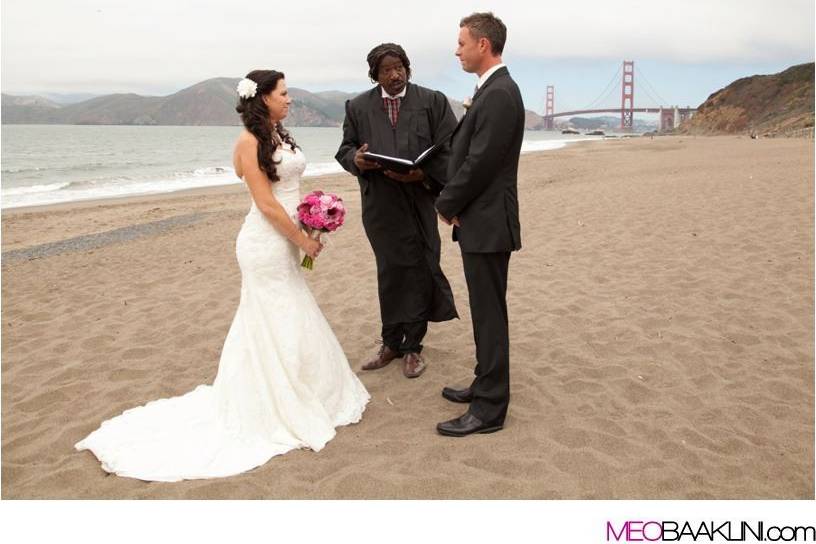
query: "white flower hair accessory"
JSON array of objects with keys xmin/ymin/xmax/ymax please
[
  {"xmin": 463, "ymin": 96, "xmax": 473, "ymax": 110},
  {"xmin": 237, "ymin": 78, "xmax": 258, "ymax": 99}
]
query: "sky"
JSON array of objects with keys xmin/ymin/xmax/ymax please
[{"xmin": 2, "ymin": 0, "xmax": 814, "ymax": 115}]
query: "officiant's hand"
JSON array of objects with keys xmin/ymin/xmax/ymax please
[
  {"xmin": 354, "ymin": 143, "xmax": 381, "ymax": 171},
  {"xmin": 384, "ymin": 168, "xmax": 425, "ymax": 183}
]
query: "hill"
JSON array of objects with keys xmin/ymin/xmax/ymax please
[
  {"xmin": 2, "ymin": 78, "xmax": 341, "ymax": 126},
  {"xmin": 681, "ymin": 63, "xmax": 814, "ymax": 135},
  {"xmin": 3, "ymin": 79, "xmax": 547, "ymax": 129}
]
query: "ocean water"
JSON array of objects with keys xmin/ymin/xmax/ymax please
[{"xmin": 1, "ymin": 125, "xmax": 601, "ymax": 209}]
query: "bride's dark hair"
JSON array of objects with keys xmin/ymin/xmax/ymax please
[{"xmin": 235, "ymin": 70, "xmax": 299, "ymax": 182}]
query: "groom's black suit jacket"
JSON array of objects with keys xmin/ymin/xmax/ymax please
[{"xmin": 435, "ymin": 66, "xmax": 524, "ymax": 253}]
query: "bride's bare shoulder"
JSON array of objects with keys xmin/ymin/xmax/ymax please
[
  {"xmin": 233, "ymin": 130, "xmax": 259, "ymax": 176},
  {"xmin": 235, "ymin": 129, "xmax": 258, "ymax": 152}
]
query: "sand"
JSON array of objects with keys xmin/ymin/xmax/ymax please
[{"xmin": 2, "ymin": 135, "xmax": 813, "ymax": 499}]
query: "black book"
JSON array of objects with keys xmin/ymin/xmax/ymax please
[{"xmin": 362, "ymin": 144, "xmax": 439, "ymax": 174}]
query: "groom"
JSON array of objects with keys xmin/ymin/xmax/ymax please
[{"xmin": 435, "ymin": 12, "xmax": 524, "ymax": 437}]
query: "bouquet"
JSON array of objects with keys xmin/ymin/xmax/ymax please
[{"xmin": 296, "ymin": 190, "xmax": 346, "ymax": 270}]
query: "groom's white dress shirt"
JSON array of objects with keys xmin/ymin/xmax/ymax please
[{"xmin": 476, "ymin": 63, "xmax": 506, "ymax": 89}]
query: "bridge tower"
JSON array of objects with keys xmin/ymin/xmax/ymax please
[
  {"xmin": 620, "ymin": 60, "xmax": 634, "ymax": 131},
  {"xmin": 658, "ymin": 107, "xmax": 675, "ymax": 131},
  {"xmin": 545, "ymin": 85, "xmax": 555, "ymax": 130},
  {"xmin": 678, "ymin": 107, "xmax": 693, "ymax": 125}
]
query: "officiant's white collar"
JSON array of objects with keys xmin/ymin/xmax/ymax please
[
  {"xmin": 381, "ymin": 85, "xmax": 407, "ymax": 99},
  {"xmin": 476, "ymin": 63, "xmax": 506, "ymax": 89}
]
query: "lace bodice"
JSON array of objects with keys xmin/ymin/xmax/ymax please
[
  {"xmin": 240, "ymin": 145, "xmax": 307, "ymax": 279},
  {"xmin": 268, "ymin": 145, "xmax": 306, "ymax": 211},
  {"xmin": 242, "ymin": 145, "xmax": 306, "ymax": 215}
]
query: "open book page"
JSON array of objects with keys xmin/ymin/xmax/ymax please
[
  {"xmin": 363, "ymin": 145, "xmax": 437, "ymax": 166},
  {"xmin": 414, "ymin": 145, "xmax": 437, "ymax": 163},
  {"xmin": 362, "ymin": 152, "xmax": 413, "ymax": 166}
]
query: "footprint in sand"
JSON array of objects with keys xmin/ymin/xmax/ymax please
[
  {"xmin": 79, "ymin": 335, "xmax": 116, "ymax": 351},
  {"xmin": 120, "ymin": 347, "xmax": 157, "ymax": 360}
]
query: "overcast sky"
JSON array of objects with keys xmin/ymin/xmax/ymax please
[{"xmin": 2, "ymin": 0, "xmax": 813, "ymax": 112}]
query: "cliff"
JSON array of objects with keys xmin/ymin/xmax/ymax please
[{"xmin": 681, "ymin": 63, "xmax": 814, "ymax": 135}]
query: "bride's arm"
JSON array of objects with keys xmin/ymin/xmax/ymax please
[{"xmin": 234, "ymin": 137, "xmax": 321, "ymax": 258}]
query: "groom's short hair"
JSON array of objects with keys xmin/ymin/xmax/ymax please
[{"xmin": 460, "ymin": 12, "xmax": 507, "ymax": 55}]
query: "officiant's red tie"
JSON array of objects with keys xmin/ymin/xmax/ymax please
[{"xmin": 384, "ymin": 97, "xmax": 401, "ymax": 127}]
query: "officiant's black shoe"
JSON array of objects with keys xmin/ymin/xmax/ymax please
[
  {"xmin": 441, "ymin": 386, "xmax": 473, "ymax": 403},
  {"xmin": 361, "ymin": 345, "xmax": 400, "ymax": 371},
  {"xmin": 436, "ymin": 412, "xmax": 503, "ymax": 437}
]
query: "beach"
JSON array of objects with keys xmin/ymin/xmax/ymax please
[{"xmin": 2, "ymin": 135, "xmax": 813, "ymax": 499}]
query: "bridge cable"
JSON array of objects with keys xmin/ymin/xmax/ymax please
[
  {"xmin": 588, "ymin": 79, "xmax": 623, "ymax": 111},
  {"xmin": 637, "ymin": 75, "xmax": 666, "ymax": 108},
  {"xmin": 637, "ymin": 84, "xmax": 662, "ymax": 109},
  {"xmin": 583, "ymin": 65, "xmax": 622, "ymax": 110},
  {"xmin": 583, "ymin": 64, "xmax": 623, "ymax": 110},
  {"xmin": 593, "ymin": 77, "xmax": 620, "ymax": 109},
  {"xmin": 635, "ymin": 66, "xmax": 670, "ymax": 107}
]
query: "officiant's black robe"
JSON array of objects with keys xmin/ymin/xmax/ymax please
[{"xmin": 335, "ymin": 83, "xmax": 458, "ymax": 327}]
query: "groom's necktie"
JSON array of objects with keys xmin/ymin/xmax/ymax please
[{"xmin": 383, "ymin": 97, "xmax": 401, "ymax": 128}]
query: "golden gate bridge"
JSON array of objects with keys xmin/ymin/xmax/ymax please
[{"xmin": 542, "ymin": 61, "xmax": 696, "ymax": 131}]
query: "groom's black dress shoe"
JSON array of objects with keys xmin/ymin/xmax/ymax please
[
  {"xmin": 436, "ymin": 412, "xmax": 503, "ymax": 437},
  {"xmin": 441, "ymin": 386, "xmax": 473, "ymax": 403}
]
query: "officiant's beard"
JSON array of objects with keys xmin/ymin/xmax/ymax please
[{"xmin": 384, "ymin": 80, "xmax": 405, "ymax": 96}]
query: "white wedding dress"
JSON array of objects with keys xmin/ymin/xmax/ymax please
[{"xmin": 75, "ymin": 146, "xmax": 370, "ymax": 482}]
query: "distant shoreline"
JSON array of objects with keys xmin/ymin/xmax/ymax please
[
  {"xmin": 3, "ymin": 143, "xmax": 594, "ymax": 215},
  {"xmin": 2, "ymin": 131, "xmax": 603, "ymax": 212}
]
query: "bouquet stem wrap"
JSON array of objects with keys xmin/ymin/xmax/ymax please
[{"xmin": 300, "ymin": 229, "xmax": 321, "ymax": 270}]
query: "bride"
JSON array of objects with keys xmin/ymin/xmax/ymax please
[{"xmin": 75, "ymin": 70, "xmax": 370, "ymax": 482}]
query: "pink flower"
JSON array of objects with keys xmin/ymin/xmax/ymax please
[
  {"xmin": 298, "ymin": 190, "xmax": 346, "ymax": 270},
  {"xmin": 297, "ymin": 190, "xmax": 346, "ymax": 234}
]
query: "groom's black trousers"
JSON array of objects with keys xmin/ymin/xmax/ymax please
[{"xmin": 462, "ymin": 251, "xmax": 511, "ymax": 424}]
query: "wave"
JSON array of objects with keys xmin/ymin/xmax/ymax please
[
  {"xmin": 1, "ymin": 166, "xmax": 46, "ymax": 175},
  {"xmin": 521, "ymin": 139, "xmax": 571, "ymax": 154},
  {"xmin": 2, "ymin": 161, "xmax": 157, "ymax": 177},
  {"xmin": 304, "ymin": 162, "xmax": 344, "ymax": 178},
  {"xmin": 2, "ymin": 181, "xmax": 72, "ymax": 195},
  {"xmin": 1, "ymin": 139, "xmax": 587, "ymax": 209},
  {"xmin": 191, "ymin": 166, "xmax": 233, "ymax": 177},
  {"xmin": 2, "ymin": 167, "xmax": 242, "ymax": 209},
  {"xmin": 58, "ymin": 177, "xmax": 134, "ymax": 191}
]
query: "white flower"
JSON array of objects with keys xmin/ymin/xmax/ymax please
[
  {"xmin": 463, "ymin": 96, "xmax": 473, "ymax": 110},
  {"xmin": 237, "ymin": 78, "xmax": 258, "ymax": 99}
]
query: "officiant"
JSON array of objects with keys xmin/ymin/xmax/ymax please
[{"xmin": 335, "ymin": 42, "xmax": 458, "ymax": 379}]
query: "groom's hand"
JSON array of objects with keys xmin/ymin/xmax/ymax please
[{"xmin": 383, "ymin": 168, "xmax": 425, "ymax": 183}]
